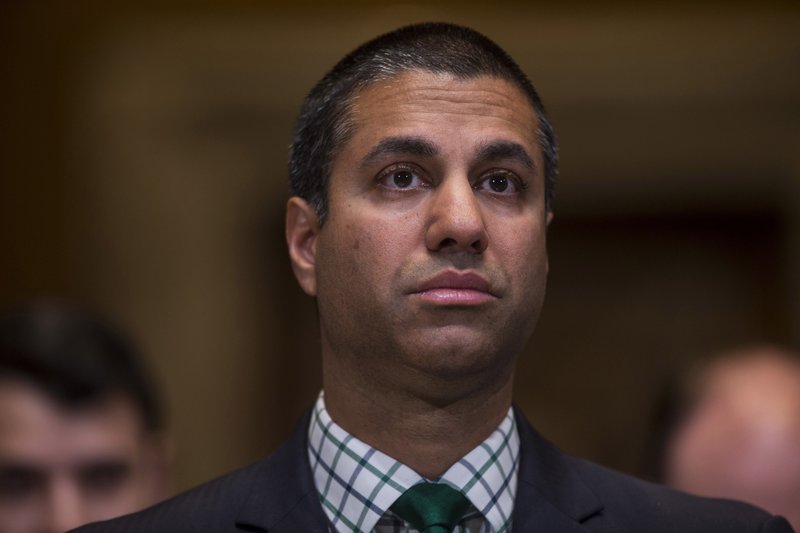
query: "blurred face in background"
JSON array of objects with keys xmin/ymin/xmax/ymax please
[
  {"xmin": 0, "ymin": 381, "xmax": 166, "ymax": 533},
  {"xmin": 664, "ymin": 351, "xmax": 800, "ymax": 530}
]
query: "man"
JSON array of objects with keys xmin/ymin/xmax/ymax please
[
  {"xmin": 73, "ymin": 23, "xmax": 793, "ymax": 532},
  {"xmin": 0, "ymin": 302, "xmax": 168, "ymax": 532},
  {"xmin": 662, "ymin": 346, "xmax": 800, "ymax": 530}
]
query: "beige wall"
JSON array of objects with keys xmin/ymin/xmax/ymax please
[{"xmin": 2, "ymin": 2, "xmax": 799, "ymax": 492}]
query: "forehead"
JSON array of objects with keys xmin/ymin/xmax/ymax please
[
  {"xmin": 0, "ymin": 382, "xmax": 144, "ymax": 464},
  {"xmin": 346, "ymin": 70, "xmax": 540, "ymax": 152}
]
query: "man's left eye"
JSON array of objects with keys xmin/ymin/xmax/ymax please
[
  {"xmin": 78, "ymin": 462, "xmax": 131, "ymax": 494},
  {"xmin": 476, "ymin": 172, "xmax": 524, "ymax": 194}
]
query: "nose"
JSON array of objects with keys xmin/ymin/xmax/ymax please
[
  {"xmin": 425, "ymin": 175, "xmax": 488, "ymax": 254},
  {"xmin": 44, "ymin": 478, "xmax": 84, "ymax": 533}
]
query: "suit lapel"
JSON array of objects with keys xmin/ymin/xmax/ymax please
[
  {"xmin": 234, "ymin": 411, "xmax": 330, "ymax": 532},
  {"xmin": 512, "ymin": 407, "xmax": 608, "ymax": 532}
]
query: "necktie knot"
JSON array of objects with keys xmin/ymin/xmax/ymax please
[{"xmin": 390, "ymin": 483, "xmax": 472, "ymax": 532}]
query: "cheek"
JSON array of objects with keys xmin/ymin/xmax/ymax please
[
  {"xmin": 85, "ymin": 462, "xmax": 148, "ymax": 513},
  {"xmin": 497, "ymin": 230, "xmax": 547, "ymax": 275},
  {"xmin": 331, "ymin": 220, "xmax": 407, "ymax": 281},
  {"xmin": 498, "ymin": 234, "xmax": 549, "ymax": 318}
]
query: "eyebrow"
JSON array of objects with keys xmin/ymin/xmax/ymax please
[
  {"xmin": 359, "ymin": 136, "xmax": 438, "ymax": 169},
  {"xmin": 358, "ymin": 136, "xmax": 536, "ymax": 174},
  {"xmin": 474, "ymin": 140, "xmax": 536, "ymax": 171}
]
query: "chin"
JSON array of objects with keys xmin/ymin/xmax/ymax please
[{"xmin": 403, "ymin": 334, "xmax": 513, "ymax": 377}]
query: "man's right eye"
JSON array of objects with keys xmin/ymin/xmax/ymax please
[
  {"xmin": 377, "ymin": 164, "xmax": 427, "ymax": 190},
  {"xmin": 0, "ymin": 466, "xmax": 43, "ymax": 500},
  {"xmin": 391, "ymin": 170, "xmax": 415, "ymax": 188}
]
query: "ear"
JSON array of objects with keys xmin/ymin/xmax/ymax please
[
  {"xmin": 545, "ymin": 210, "xmax": 554, "ymax": 275},
  {"xmin": 285, "ymin": 196, "xmax": 320, "ymax": 296}
]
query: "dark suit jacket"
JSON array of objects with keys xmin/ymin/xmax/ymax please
[{"xmin": 72, "ymin": 408, "xmax": 794, "ymax": 532}]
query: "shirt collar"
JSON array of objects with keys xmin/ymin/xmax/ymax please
[{"xmin": 308, "ymin": 391, "xmax": 520, "ymax": 532}]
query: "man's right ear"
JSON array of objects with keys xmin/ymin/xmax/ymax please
[{"xmin": 285, "ymin": 197, "xmax": 320, "ymax": 296}]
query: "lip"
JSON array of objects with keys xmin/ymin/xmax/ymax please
[{"xmin": 409, "ymin": 271, "xmax": 498, "ymax": 305}]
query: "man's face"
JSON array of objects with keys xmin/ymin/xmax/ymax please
[
  {"xmin": 0, "ymin": 381, "xmax": 165, "ymax": 533},
  {"xmin": 288, "ymin": 70, "xmax": 550, "ymax": 394}
]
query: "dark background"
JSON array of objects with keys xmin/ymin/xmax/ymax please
[{"xmin": 2, "ymin": 1, "xmax": 799, "ymax": 493}]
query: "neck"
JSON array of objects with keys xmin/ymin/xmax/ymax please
[{"xmin": 322, "ymin": 360, "xmax": 515, "ymax": 479}]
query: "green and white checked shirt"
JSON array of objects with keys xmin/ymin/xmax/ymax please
[{"xmin": 308, "ymin": 392, "xmax": 520, "ymax": 533}]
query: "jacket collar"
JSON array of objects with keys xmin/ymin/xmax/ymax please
[
  {"xmin": 235, "ymin": 410, "xmax": 329, "ymax": 532},
  {"xmin": 512, "ymin": 406, "xmax": 606, "ymax": 532},
  {"xmin": 234, "ymin": 407, "xmax": 608, "ymax": 532}
]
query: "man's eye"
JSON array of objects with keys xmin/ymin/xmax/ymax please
[
  {"xmin": 78, "ymin": 462, "xmax": 131, "ymax": 494},
  {"xmin": 0, "ymin": 466, "xmax": 43, "ymax": 500},
  {"xmin": 488, "ymin": 174, "xmax": 511, "ymax": 193},
  {"xmin": 378, "ymin": 166, "xmax": 426, "ymax": 190},
  {"xmin": 391, "ymin": 170, "xmax": 415, "ymax": 188},
  {"xmin": 476, "ymin": 172, "xmax": 526, "ymax": 194}
]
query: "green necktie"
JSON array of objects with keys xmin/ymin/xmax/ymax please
[{"xmin": 390, "ymin": 483, "xmax": 472, "ymax": 532}]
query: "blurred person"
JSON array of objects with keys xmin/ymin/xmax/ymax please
[
  {"xmin": 75, "ymin": 23, "xmax": 791, "ymax": 532},
  {"xmin": 0, "ymin": 302, "xmax": 169, "ymax": 533},
  {"xmin": 662, "ymin": 345, "xmax": 800, "ymax": 530}
]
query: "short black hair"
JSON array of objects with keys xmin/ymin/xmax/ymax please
[
  {"xmin": 289, "ymin": 22, "xmax": 558, "ymax": 223},
  {"xmin": 0, "ymin": 301, "xmax": 163, "ymax": 433}
]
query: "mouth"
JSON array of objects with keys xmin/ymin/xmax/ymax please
[{"xmin": 409, "ymin": 270, "xmax": 498, "ymax": 305}]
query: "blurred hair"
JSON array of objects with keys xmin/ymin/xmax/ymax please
[
  {"xmin": 289, "ymin": 22, "xmax": 558, "ymax": 223},
  {"xmin": 0, "ymin": 301, "xmax": 163, "ymax": 433}
]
